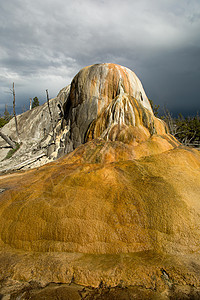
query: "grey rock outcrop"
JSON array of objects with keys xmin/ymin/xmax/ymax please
[{"xmin": 0, "ymin": 85, "xmax": 70, "ymax": 172}]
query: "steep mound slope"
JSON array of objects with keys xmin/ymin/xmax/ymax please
[
  {"xmin": 0, "ymin": 147, "xmax": 200, "ymax": 255},
  {"xmin": 0, "ymin": 145, "xmax": 200, "ymax": 293}
]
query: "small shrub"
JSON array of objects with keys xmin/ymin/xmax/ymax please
[
  {"xmin": 0, "ymin": 117, "xmax": 8, "ymax": 128},
  {"xmin": 5, "ymin": 143, "xmax": 20, "ymax": 159}
]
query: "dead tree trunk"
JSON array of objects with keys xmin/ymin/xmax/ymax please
[
  {"xmin": 12, "ymin": 82, "xmax": 20, "ymax": 141},
  {"xmin": 0, "ymin": 131, "xmax": 16, "ymax": 149},
  {"xmin": 46, "ymin": 89, "xmax": 56, "ymax": 149}
]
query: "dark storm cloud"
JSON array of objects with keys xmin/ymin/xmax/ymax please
[{"xmin": 0, "ymin": 0, "xmax": 199, "ymax": 115}]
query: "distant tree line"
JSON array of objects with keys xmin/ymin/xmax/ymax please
[
  {"xmin": 0, "ymin": 82, "xmax": 43, "ymax": 157},
  {"xmin": 32, "ymin": 97, "xmax": 40, "ymax": 109},
  {"xmin": 0, "ymin": 105, "xmax": 13, "ymax": 128},
  {"xmin": 163, "ymin": 111, "xmax": 200, "ymax": 146},
  {"xmin": 0, "ymin": 97, "xmax": 40, "ymax": 129},
  {"xmin": 1, "ymin": 95, "xmax": 199, "ymax": 147},
  {"xmin": 150, "ymin": 100, "xmax": 200, "ymax": 147}
]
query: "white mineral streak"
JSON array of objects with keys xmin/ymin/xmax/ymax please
[
  {"xmin": 120, "ymin": 65, "xmax": 152, "ymax": 113},
  {"xmin": 98, "ymin": 66, "xmax": 109, "ymax": 113},
  {"xmin": 65, "ymin": 63, "xmax": 154, "ymax": 150},
  {"xmin": 101, "ymin": 82, "xmax": 136, "ymax": 140}
]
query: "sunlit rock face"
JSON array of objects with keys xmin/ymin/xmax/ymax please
[{"xmin": 63, "ymin": 63, "xmax": 170, "ymax": 155}]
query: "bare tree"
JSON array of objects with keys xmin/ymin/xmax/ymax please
[
  {"xmin": 163, "ymin": 108, "xmax": 176, "ymax": 135},
  {"xmin": 0, "ymin": 83, "xmax": 19, "ymax": 148},
  {"xmin": 46, "ymin": 89, "xmax": 56, "ymax": 149},
  {"xmin": 12, "ymin": 82, "xmax": 20, "ymax": 141},
  {"xmin": 0, "ymin": 131, "xmax": 16, "ymax": 149}
]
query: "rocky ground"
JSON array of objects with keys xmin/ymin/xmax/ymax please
[{"xmin": 1, "ymin": 280, "xmax": 200, "ymax": 300}]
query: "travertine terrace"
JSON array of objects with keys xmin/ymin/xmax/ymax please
[{"xmin": 0, "ymin": 64, "xmax": 199, "ymax": 299}]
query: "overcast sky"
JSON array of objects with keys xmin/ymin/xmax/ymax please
[{"xmin": 0, "ymin": 0, "xmax": 199, "ymax": 116}]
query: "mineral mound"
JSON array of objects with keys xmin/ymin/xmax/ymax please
[
  {"xmin": 63, "ymin": 63, "xmax": 177, "ymax": 158},
  {"xmin": 0, "ymin": 64, "xmax": 200, "ymax": 299}
]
